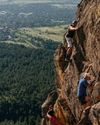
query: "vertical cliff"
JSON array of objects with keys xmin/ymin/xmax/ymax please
[{"xmin": 41, "ymin": 0, "xmax": 100, "ymax": 125}]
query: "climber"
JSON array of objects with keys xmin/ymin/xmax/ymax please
[
  {"xmin": 47, "ymin": 107, "xmax": 60, "ymax": 125},
  {"xmin": 64, "ymin": 20, "xmax": 78, "ymax": 61},
  {"xmin": 77, "ymin": 72, "xmax": 94, "ymax": 108}
]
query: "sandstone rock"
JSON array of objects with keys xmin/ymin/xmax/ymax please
[
  {"xmin": 89, "ymin": 102, "xmax": 100, "ymax": 125},
  {"xmin": 41, "ymin": 90, "xmax": 58, "ymax": 117},
  {"xmin": 41, "ymin": 0, "xmax": 100, "ymax": 125}
]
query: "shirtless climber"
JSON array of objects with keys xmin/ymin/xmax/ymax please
[{"xmin": 64, "ymin": 20, "xmax": 78, "ymax": 61}]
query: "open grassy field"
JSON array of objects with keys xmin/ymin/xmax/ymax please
[
  {"xmin": 17, "ymin": 25, "xmax": 67, "ymax": 43},
  {"xmin": 1, "ymin": 25, "xmax": 67, "ymax": 49}
]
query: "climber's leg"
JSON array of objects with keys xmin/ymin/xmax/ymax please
[
  {"xmin": 78, "ymin": 96, "xmax": 92, "ymax": 107},
  {"xmin": 83, "ymin": 96, "xmax": 92, "ymax": 109},
  {"xmin": 66, "ymin": 37, "xmax": 73, "ymax": 60},
  {"xmin": 78, "ymin": 95, "xmax": 92, "ymax": 119},
  {"xmin": 66, "ymin": 47, "xmax": 73, "ymax": 59}
]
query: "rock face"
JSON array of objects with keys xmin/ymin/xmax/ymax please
[{"xmin": 41, "ymin": 0, "xmax": 100, "ymax": 125}]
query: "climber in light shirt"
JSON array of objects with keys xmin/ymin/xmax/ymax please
[{"xmin": 64, "ymin": 20, "xmax": 78, "ymax": 61}]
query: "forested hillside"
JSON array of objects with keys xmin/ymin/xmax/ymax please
[
  {"xmin": 0, "ymin": 3, "xmax": 76, "ymax": 28},
  {"xmin": 0, "ymin": 39, "xmax": 58, "ymax": 125},
  {"xmin": 0, "ymin": 0, "xmax": 79, "ymax": 125}
]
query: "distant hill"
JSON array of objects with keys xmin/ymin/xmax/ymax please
[
  {"xmin": 0, "ymin": 0, "xmax": 81, "ymax": 4},
  {"xmin": 0, "ymin": 2, "xmax": 77, "ymax": 28}
]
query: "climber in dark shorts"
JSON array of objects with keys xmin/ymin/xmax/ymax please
[
  {"xmin": 77, "ymin": 73, "xmax": 92, "ymax": 106},
  {"xmin": 64, "ymin": 20, "xmax": 78, "ymax": 61}
]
